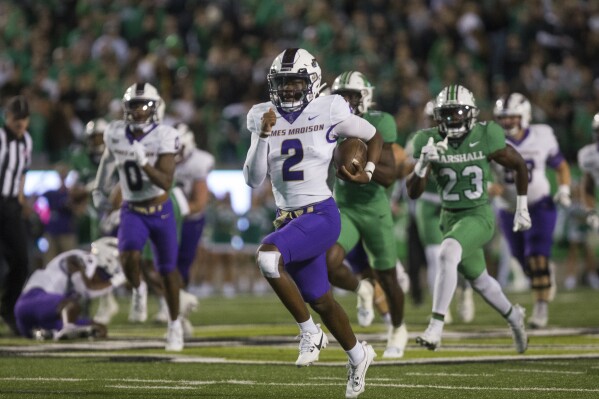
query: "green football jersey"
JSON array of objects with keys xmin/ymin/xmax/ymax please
[
  {"xmin": 412, "ymin": 121, "xmax": 506, "ymax": 209},
  {"xmin": 335, "ymin": 110, "xmax": 397, "ymax": 207}
]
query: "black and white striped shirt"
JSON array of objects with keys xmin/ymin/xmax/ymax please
[{"xmin": 0, "ymin": 127, "xmax": 32, "ymax": 199}]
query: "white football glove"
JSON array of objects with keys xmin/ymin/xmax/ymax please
[
  {"xmin": 435, "ymin": 136, "xmax": 449, "ymax": 154},
  {"xmin": 553, "ymin": 184, "xmax": 572, "ymax": 208},
  {"xmin": 513, "ymin": 195, "xmax": 532, "ymax": 232},
  {"xmin": 587, "ymin": 211, "xmax": 599, "ymax": 232},
  {"xmin": 413, "ymin": 137, "xmax": 439, "ymax": 177},
  {"xmin": 91, "ymin": 189, "xmax": 108, "ymax": 210},
  {"xmin": 131, "ymin": 140, "xmax": 148, "ymax": 167}
]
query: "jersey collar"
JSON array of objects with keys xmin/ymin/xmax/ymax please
[{"xmin": 126, "ymin": 123, "xmax": 158, "ymax": 143}]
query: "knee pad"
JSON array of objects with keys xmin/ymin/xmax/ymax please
[
  {"xmin": 528, "ymin": 256, "xmax": 550, "ymax": 289},
  {"xmin": 257, "ymin": 251, "xmax": 281, "ymax": 278}
]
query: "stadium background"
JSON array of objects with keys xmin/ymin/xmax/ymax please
[
  {"xmin": 1, "ymin": 2, "xmax": 599, "ymax": 398},
  {"xmin": 1, "ymin": 0, "xmax": 599, "ymax": 292}
]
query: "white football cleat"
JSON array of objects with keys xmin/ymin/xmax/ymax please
[
  {"xmin": 295, "ymin": 324, "xmax": 328, "ymax": 367},
  {"xmin": 356, "ymin": 280, "xmax": 375, "ymax": 327},
  {"xmin": 345, "ymin": 342, "xmax": 376, "ymax": 399},
  {"xmin": 165, "ymin": 318, "xmax": 184, "ymax": 351},
  {"xmin": 508, "ymin": 304, "xmax": 528, "ymax": 353},
  {"xmin": 416, "ymin": 318, "xmax": 443, "ymax": 351},
  {"xmin": 94, "ymin": 292, "xmax": 119, "ymax": 325},
  {"xmin": 383, "ymin": 323, "xmax": 408, "ymax": 358},
  {"xmin": 128, "ymin": 281, "xmax": 148, "ymax": 323}
]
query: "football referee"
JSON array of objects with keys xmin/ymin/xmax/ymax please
[{"xmin": 0, "ymin": 95, "xmax": 32, "ymax": 335}]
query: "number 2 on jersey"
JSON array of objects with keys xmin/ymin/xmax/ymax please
[{"xmin": 281, "ymin": 139, "xmax": 304, "ymax": 181}]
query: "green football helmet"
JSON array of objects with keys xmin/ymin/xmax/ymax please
[
  {"xmin": 434, "ymin": 85, "xmax": 479, "ymax": 138},
  {"xmin": 331, "ymin": 71, "xmax": 374, "ymax": 115}
]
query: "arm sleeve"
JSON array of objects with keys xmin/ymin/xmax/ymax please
[
  {"xmin": 334, "ymin": 114, "xmax": 376, "ymax": 141},
  {"xmin": 243, "ymin": 106, "xmax": 269, "ymax": 188},
  {"xmin": 243, "ymin": 135, "xmax": 269, "ymax": 188}
]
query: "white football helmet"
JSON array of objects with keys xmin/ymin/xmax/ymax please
[
  {"xmin": 84, "ymin": 118, "xmax": 107, "ymax": 164},
  {"xmin": 175, "ymin": 122, "xmax": 196, "ymax": 161},
  {"xmin": 91, "ymin": 237, "xmax": 121, "ymax": 276},
  {"xmin": 493, "ymin": 92, "xmax": 531, "ymax": 137},
  {"xmin": 122, "ymin": 82, "xmax": 162, "ymax": 130},
  {"xmin": 267, "ymin": 48, "xmax": 321, "ymax": 112},
  {"xmin": 434, "ymin": 85, "xmax": 480, "ymax": 138},
  {"xmin": 331, "ymin": 71, "xmax": 374, "ymax": 115}
]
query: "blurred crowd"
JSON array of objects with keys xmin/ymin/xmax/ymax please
[
  {"xmin": 1, "ymin": 0, "xmax": 599, "ymax": 295},
  {"xmin": 1, "ymin": 0, "xmax": 599, "ymax": 167}
]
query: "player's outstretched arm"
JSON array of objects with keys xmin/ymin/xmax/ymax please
[{"xmin": 490, "ymin": 145, "xmax": 531, "ymax": 231}]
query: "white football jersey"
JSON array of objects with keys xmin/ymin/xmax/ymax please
[
  {"xmin": 175, "ymin": 148, "xmax": 215, "ymax": 217},
  {"xmin": 578, "ymin": 142, "xmax": 599, "ymax": 186},
  {"xmin": 246, "ymin": 95, "xmax": 374, "ymax": 209},
  {"xmin": 492, "ymin": 124, "xmax": 562, "ymax": 210},
  {"xmin": 104, "ymin": 121, "xmax": 179, "ymax": 201},
  {"xmin": 23, "ymin": 249, "xmax": 97, "ymax": 296}
]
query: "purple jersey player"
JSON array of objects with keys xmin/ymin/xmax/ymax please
[
  {"xmin": 492, "ymin": 92, "xmax": 571, "ymax": 329},
  {"xmin": 244, "ymin": 48, "xmax": 383, "ymax": 399},
  {"xmin": 92, "ymin": 82, "xmax": 184, "ymax": 351}
]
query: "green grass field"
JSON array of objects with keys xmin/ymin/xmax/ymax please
[{"xmin": 1, "ymin": 288, "xmax": 599, "ymax": 398}]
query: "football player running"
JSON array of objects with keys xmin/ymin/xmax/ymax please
[
  {"xmin": 244, "ymin": 48, "xmax": 381, "ymax": 399},
  {"xmin": 406, "ymin": 84, "xmax": 530, "ymax": 353},
  {"xmin": 14, "ymin": 237, "xmax": 125, "ymax": 340},
  {"xmin": 325, "ymin": 71, "xmax": 410, "ymax": 358},
  {"xmin": 92, "ymin": 82, "xmax": 185, "ymax": 351},
  {"xmin": 407, "ymin": 101, "xmax": 475, "ymax": 324},
  {"xmin": 492, "ymin": 92, "xmax": 571, "ymax": 329}
]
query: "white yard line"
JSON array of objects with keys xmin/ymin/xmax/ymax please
[{"xmin": 4, "ymin": 376, "xmax": 599, "ymax": 393}]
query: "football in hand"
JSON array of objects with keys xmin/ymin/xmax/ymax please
[{"xmin": 333, "ymin": 138, "xmax": 367, "ymax": 179}]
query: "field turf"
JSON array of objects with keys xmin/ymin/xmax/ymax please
[{"xmin": 1, "ymin": 288, "xmax": 598, "ymax": 398}]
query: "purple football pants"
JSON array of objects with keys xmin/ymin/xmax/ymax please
[
  {"xmin": 262, "ymin": 197, "xmax": 341, "ymax": 302},
  {"xmin": 498, "ymin": 196, "xmax": 557, "ymax": 274},
  {"xmin": 14, "ymin": 289, "xmax": 90, "ymax": 338},
  {"xmin": 119, "ymin": 199, "xmax": 178, "ymax": 275}
]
